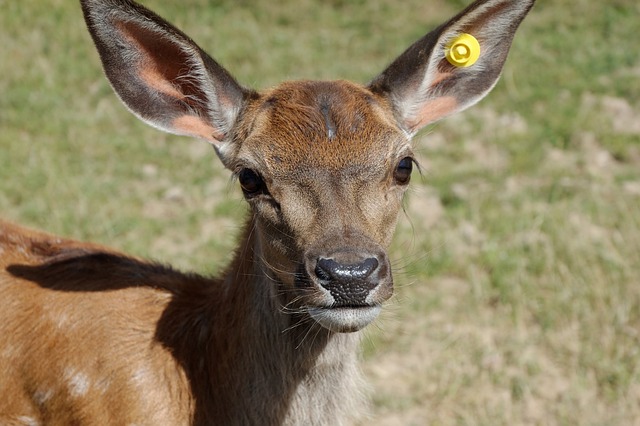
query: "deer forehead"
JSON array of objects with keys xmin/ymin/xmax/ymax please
[{"xmin": 235, "ymin": 80, "xmax": 410, "ymax": 176}]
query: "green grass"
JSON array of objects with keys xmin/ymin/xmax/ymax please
[{"xmin": 2, "ymin": 0, "xmax": 640, "ymax": 424}]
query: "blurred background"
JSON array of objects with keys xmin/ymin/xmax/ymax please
[{"xmin": 1, "ymin": 0, "xmax": 638, "ymax": 424}]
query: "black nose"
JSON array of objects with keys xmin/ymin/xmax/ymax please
[
  {"xmin": 314, "ymin": 257, "xmax": 379, "ymax": 282},
  {"xmin": 313, "ymin": 254, "xmax": 382, "ymax": 305}
]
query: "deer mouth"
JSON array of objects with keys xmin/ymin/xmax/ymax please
[{"xmin": 307, "ymin": 304, "xmax": 382, "ymax": 333}]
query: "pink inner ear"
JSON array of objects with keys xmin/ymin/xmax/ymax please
[
  {"xmin": 116, "ymin": 20, "xmax": 203, "ymax": 106},
  {"xmin": 114, "ymin": 20, "xmax": 223, "ymax": 143},
  {"xmin": 407, "ymin": 96, "xmax": 458, "ymax": 131},
  {"xmin": 139, "ymin": 65, "xmax": 185, "ymax": 100},
  {"xmin": 171, "ymin": 115, "xmax": 222, "ymax": 141}
]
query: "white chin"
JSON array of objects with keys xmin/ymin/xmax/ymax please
[{"xmin": 308, "ymin": 306, "xmax": 381, "ymax": 333}]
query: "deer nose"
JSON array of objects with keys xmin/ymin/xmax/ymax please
[
  {"xmin": 312, "ymin": 252, "xmax": 385, "ymax": 306},
  {"xmin": 314, "ymin": 257, "xmax": 379, "ymax": 282}
]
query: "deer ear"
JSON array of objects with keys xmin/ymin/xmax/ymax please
[
  {"xmin": 369, "ymin": 0, "xmax": 535, "ymax": 135},
  {"xmin": 80, "ymin": 0, "xmax": 251, "ymax": 159}
]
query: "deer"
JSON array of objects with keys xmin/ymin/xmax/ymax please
[{"xmin": 0, "ymin": 0, "xmax": 535, "ymax": 424}]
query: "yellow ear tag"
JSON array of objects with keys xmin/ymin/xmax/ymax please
[{"xmin": 445, "ymin": 33, "xmax": 481, "ymax": 67}]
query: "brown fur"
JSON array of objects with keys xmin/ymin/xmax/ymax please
[
  {"xmin": 0, "ymin": 218, "xmax": 365, "ymax": 425},
  {"xmin": 0, "ymin": 0, "xmax": 535, "ymax": 424}
]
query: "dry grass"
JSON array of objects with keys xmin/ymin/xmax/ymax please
[{"xmin": 364, "ymin": 122, "xmax": 640, "ymax": 424}]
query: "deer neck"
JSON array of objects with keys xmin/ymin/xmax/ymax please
[{"xmin": 178, "ymin": 214, "xmax": 366, "ymax": 424}]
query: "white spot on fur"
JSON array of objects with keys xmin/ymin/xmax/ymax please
[
  {"xmin": 16, "ymin": 416, "xmax": 40, "ymax": 426},
  {"xmin": 95, "ymin": 376, "xmax": 111, "ymax": 395},
  {"xmin": 1, "ymin": 344, "xmax": 18, "ymax": 359},
  {"xmin": 131, "ymin": 365, "xmax": 152, "ymax": 387},
  {"xmin": 55, "ymin": 311, "xmax": 70, "ymax": 329},
  {"xmin": 64, "ymin": 368, "xmax": 90, "ymax": 397},
  {"xmin": 33, "ymin": 388, "xmax": 54, "ymax": 407}
]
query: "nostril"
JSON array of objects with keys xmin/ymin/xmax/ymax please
[
  {"xmin": 315, "ymin": 257, "xmax": 379, "ymax": 282},
  {"xmin": 314, "ymin": 259, "xmax": 333, "ymax": 281}
]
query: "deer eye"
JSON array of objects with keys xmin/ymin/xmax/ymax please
[
  {"xmin": 394, "ymin": 157, "xmax": 413, "ymax": 185},
  {"xmin": 238, "ymin": 168, "xmax": 267, "ymax": 198}
]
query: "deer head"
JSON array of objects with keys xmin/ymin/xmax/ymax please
[{"xmin": 81, "ymin": 0, "xmax": 534, "ymax": 333}]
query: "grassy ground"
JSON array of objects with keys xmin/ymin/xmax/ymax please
[{"xmin": 2, "ymin": 0, "xmax": 639, "ymax": 424}]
